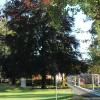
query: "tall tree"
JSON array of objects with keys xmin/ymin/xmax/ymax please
[
  {"xmin": 0, "ymin": 16, "xmax": 16, "ymax": 79},
  {"xmin": 89, "ymin": 26, "xmax": 100, "ymax": 74},
  {"xmin": 3, "ymin": 0, "xmax": 87, "ymax": 87}
]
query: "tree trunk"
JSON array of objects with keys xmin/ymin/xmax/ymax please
[
  {"xmin": 53, "ymin": 75, "xmax": 56, "ymax": 86},
  {"xmin": 11, "ymin": 77, "xmax": 16, "ymax": 85},
  {"xmin": 41, "ymin": 72, "xmax": 46, "ymax": 89},
  {"xmin": 62, "ymin": 73, "xmax": 66, "ymax": 87}
]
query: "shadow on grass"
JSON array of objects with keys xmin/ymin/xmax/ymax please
[
  {"xmin": 0, "ymin": 83, "xmax": 34, "ymax": 93},
  {"xmin": 0, "ymin": 84, "xmax": 73, "ymax": 99},
  {"xmin": 0, "ymin": 84, "xmax": 54, "ymax": 92},
  {"xmin": 0, "ymin": 93, "xmax": 72, "ymax": 99}
]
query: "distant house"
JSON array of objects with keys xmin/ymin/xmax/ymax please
[
  {"xmin": 32, "ymin": 74, "xmax": 52, "ymax": 81},
  {"xmin": 32, "ymin": 74, "xmax": 41, "ymax": 80}
]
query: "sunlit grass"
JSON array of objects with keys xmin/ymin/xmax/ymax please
[
  {"xmin": 0, "ymin": 84, "xmax": 73, "ymax": 100},
  {"xmin": 81, "ymin": 84, "xmax": 100, "ymax": 89}
]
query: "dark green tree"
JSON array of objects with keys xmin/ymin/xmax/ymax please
[
  {"xmin": 3, "ymin": 0, "xmax": 87, "ymax": 87},
  {"xmin": 0, "ymin": 16, "xmax": 15, "ymax": 79}
]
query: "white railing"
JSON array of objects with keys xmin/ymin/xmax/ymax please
[{"xmin": 67, "ymin": 74, "xmax": 100, "ymax": 97}]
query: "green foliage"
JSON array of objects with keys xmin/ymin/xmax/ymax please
[
  {"xmin": 3, "ymin": 0, "xmax": 79, "ymax": 76},
  {"xmin": 88, "ymin": 22, "xmax": 100, "ymax": 74},
  {"xmin": 0, "ymin": 18, "xmax": 16, "ymax": 36},
  {"xmin": 0, "ymin": 18, "xmax": 14, "ymax": 64},
  {"xmin": 1, "ymin": 0, "xmax": 91, "ymax": 88},
  {"xmin": 81, "ymin": 0, "xmax": 100, "ymax": 37},
  {"xmin": 89, "ymin": 41, "xmax": 100, "ymax": 73},
  {"xmin": 48, "ymin": 0, "xmax": 100, "ymax": 49}
]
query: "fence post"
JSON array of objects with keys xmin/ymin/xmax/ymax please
[
  {"xmin": 78, "ymin": 75, "xmax": 80, "ymax": 87},
  {"xmin": 92, "ymin": 74, "xmax": 94, "ymax": 90},
  {"xmin": 74, "ymin": 75, "xmax": 77, "ymax": 86},
  {"xmin": 97, "ymin": 74, "xmax": 99, "ymax": 86}
]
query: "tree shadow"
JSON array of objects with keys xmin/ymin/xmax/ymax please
[{"xmin": 0, "ymin": 93, "xmax": 72, "ymax": 100}]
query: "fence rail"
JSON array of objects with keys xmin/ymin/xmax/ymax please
[{"xmin": 67, "ymin": 73, "xmax": 100, "ymax": 97}]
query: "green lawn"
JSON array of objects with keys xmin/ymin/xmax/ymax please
[
  {"xmin": 0, "ymin": 84, "xmax": 73, "ymax": 100},
  {"xmin": 81, "ymin": 84, "xmax": 100, "ymax": 89}
]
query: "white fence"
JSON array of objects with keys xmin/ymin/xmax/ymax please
[{"xmin": 67, "ymin": 73, "xmax": 100, "ymax": 96}]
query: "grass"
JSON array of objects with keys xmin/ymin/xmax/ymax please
[
  {"xmin": 0, "ymin": 84, "xmax": 73, "ymax": 100},
  {"xmin": 81, "ymin": 84, "xmax": 100, "ymax": 89}
]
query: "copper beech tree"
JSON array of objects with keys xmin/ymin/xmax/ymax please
[{"xmin": 3, "ymin": 0, "xmax": 88, "ymax": 88}]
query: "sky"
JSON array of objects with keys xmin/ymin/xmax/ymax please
[
  {"xmin": 0, "ymin": 0, "xmax": 6, "ymax": 7},
  {"xmin": 66, "ymin": 5, "xmax": 94, "ymax": 59},
  {"xmin": 0, "ymin": 1, "xmax": 93, "ymax": 60}
]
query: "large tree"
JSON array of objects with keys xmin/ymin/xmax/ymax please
[
  {"xmin": 88, "ymin": 26, "xmax": 100, "ymax": 74},
  {"xmin": 3, "ymin": 0, "xmax": 87, "ymax": 87},
  {"xmin": 0, "ymin": 16, "xmax": 16, "ymax": 79}
]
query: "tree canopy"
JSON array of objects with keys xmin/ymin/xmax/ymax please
[{"xmin": 0, "ymin": 0, "xmax": 95, "ymax": 87}]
